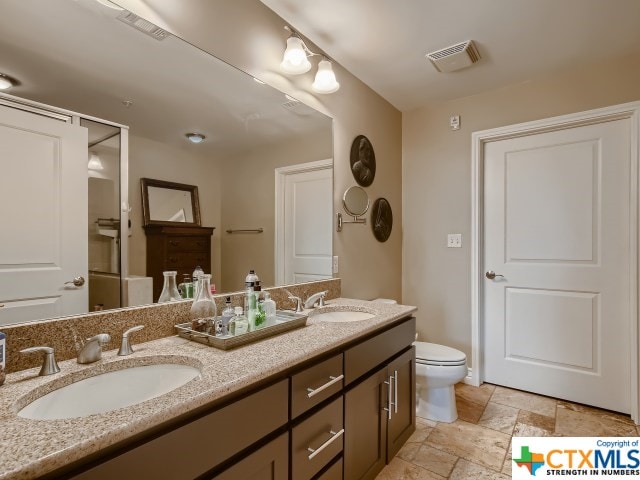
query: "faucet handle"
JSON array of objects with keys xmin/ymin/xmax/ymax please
[
  {"xmin": 20, "ymin": 346, "xmax": 61, "ymax": 376},
  {"xmin": 87, "ymin": 333, "xmax": 111, "ymax": 345},
  {"xmin": 288, "ymin": 295, "xmax": 304, "ymax": 313},
  {"xmin": 118, "ymin": 325, "xmax": 144, "ymax": 356}
]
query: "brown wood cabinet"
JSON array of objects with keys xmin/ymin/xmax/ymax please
[
  {"xmin": 213, "ymin": 433, "xmax": 288, "ymax": 480},
  {"xmin": 143, "ymin": 224, "xmax": 214, "ymax": 302}
]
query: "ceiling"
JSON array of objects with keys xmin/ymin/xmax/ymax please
[
  {"xmin": 260, "ymin": 0, "xmax": 640, "ymax": 111},
  {"xmin": 0, "ymin": 0, "xmax": 330, "ymax": 156}
]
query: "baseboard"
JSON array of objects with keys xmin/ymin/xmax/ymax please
[{"xmin": 463, "ymin": 367, "xmax": 474, "ymax": 385}]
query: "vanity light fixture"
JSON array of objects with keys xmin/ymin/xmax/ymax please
[
  {"xmin": 0, "ymin": 73, "xmax": 18, "ymax": 90},
  {"xmin": 280, "ymin": 26, "xmax": 340, "ymax": 94},
  {"xmin": 88, "ymin": 152, "xmax": 105, "ymax": 171},
  {"xmin": 186, "ymin": 133, "xmax": 206, "ymax": 144}
]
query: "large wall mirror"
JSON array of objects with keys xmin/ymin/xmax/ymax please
[{"xmin": 0, "ymin": 0, "xmax": 333, "ymax": 326}]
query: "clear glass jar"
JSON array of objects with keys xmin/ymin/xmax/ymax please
[
  {"xmin": 190, "ymin": 273, "xmax": 217, "ymax": 331},
  {"xmin": 158, "ymin": 271, "xmax": 181, "ymax": 302}
]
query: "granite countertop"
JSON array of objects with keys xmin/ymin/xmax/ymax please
[{"xmin": 0, "ymin": 298, "xmax": 416, "ymax": 480}]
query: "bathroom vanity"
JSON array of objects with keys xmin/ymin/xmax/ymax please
[{"xmin": 0, "ymin": 300, "xmax": 416, "ymax": 480}]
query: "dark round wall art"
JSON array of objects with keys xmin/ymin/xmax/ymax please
[
  {"xmin": 350, "ymin": 135, "xmax": 376, "ymax": 187},
  {"xmin": 371, "ymin": 198, "xmax": 392, "ymax": 242}
]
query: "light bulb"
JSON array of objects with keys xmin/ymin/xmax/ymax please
[
  {"xmin": 312, "ymin": 60, "xmax": 340, "ymax": 94},
  {"xmin": 280, "ymin": 37, "xmax": 311, "ymax": 74}
]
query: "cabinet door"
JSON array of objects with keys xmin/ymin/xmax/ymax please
[
  {"xmin": 212, "ymin": 433, "xmax": 288, "ymax": 480},
  {"xmin": 386, "ymin": 347, "xmax": 416, "ymax": 460},
  {"xmin": 344, "ymin": 367, "xmax": 388, "ymax": 480}
]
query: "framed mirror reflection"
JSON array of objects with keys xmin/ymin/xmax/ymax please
[
  {"xmin": 141, "ymin": 178, "xmax": 201, "ymax": 227},
  {"xmin": 0, "ymin": 0, "xmax": 333, "ymax": 327}
]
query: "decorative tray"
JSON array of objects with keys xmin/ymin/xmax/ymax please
[{"xmin": 175, "ymin": 310, "xmax": 308, "ymax": 350}]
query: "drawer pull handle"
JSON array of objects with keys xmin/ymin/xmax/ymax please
[
  {"xmin": 307, "ymin": 428, "xmax": 344, "ymax": 460},
  {"xmin": 306, "ymin": 374, "xmax": 344, "ymax": 398},
  {"xmin": 393, "ymin": 369, "xmax": 398, "ymax": 414},
  {"xmin": 169, "ymin": 241, "xmax": 179, "ymax": 246},
  {"xmin": 383, "ymin": 376, "xmax": 393, "ymax": 420}
]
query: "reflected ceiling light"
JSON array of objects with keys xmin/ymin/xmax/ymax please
[
  {"xmin": 253, "ymin": 77, "xmax": 265, "ymax": 85},
  {"xmin": 186, "ymin": 133, "xmax": 205, "ymax": 144},
  {"xmin": 88, "ymin": 152, "xmax": 104, "ymax": 171},
  {"xmin": 280, "ymin": 26, "xmax": 339, "ymax": 94},
  {"xmin": 311, "ymin": 59, "xmax": 340, "ymax": 94},
  {"xmin": 0, "ymin": 73, "xmax": 18, "ymax": 90},
  {"xmin": 95, "ymin": 0, "xmax": 124, "ymax": 10}
]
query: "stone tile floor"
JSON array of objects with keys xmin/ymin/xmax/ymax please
[{"xmin": 375, "ymin": 383, "xmax": 637, "ymax": 479}]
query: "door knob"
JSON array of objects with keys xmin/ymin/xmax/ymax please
[
  {"xmin": 65, "ymin": 276, "xmax": 85, "ymax": 287},
  {"xmin": 485, "ymin": 271, "xmax": 504, "ymax": 280}
]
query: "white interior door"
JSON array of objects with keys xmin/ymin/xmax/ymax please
[
  {"xmin": 276, "ymin": 160, "xmax": 332, "ymax": 285},
  {"xmin": 483, "ymin": 117, "xmax": 631, "ymax": 413},
  {"xmin": 0, "ymin": 104, "xmax": 88, "ymax": 325}
]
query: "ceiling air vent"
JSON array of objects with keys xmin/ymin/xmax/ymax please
[
  {"xmin": 426, "ymin": 40, "xmax": 480, "ymax": 73},
  {"xmin": 281, "ymin": 99, "xmax": 316, "ymax": 116},
  {"xmin": 117, "ymin": 11, "xmax": 169, "ymax": 41}
]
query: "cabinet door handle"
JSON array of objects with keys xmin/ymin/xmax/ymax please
[
  {"xmin": 307, "ymin": 428, "xmax": 344, "ymax": 460},
  {"xmin": 393, "ymin": 370, "xmax": 398, "ymax": 414},
  {"xmin": 383, "ymin": 376, "xmax": 393, "ymax": 420},
  {"xmin": 306, "ymin": 374, "xmax": 344, "ymax": 398},
  {"xmin": 169, "ymin": 240, "xmax": 179, "ymax": 246}
]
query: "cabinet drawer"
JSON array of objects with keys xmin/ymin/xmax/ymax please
[
  {"xmin": 344, "ymin": 317, "xmax": 415, "ymax": 385},
  {"xmin": 70, "ymin": 380, "xmax": 288, "ymax": 480},
  {"xmin": 167, "ymin": 236, "xmax": 209, "ymax": 252},
  {"xmin": 291, "ymin": 353, "xmax": 343, "ymax": 419},
  {"xmin": 292, "ymin": 397, "xmax": 344, "ymax": 480},
  {"xmin": 166, "ymin": 252, "xmax": 208, "ymax": 269}
]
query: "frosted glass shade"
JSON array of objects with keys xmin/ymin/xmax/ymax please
[
  {"xmin": 280, "ymin": 37, "xmax": 311, "ymax": 74},
  {"xmin": 312, "ymin": 60, "xmax": 340, "ymax": 94}
]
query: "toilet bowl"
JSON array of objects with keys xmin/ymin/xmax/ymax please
[{"xmin": 414, "ymin": 341, "xmax": 467, "ymax": 423}]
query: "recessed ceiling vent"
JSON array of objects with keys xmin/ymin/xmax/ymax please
[
  {"xmin": 426, "ymin": 40, "xmax": 480, "ymax": 73},
  {"xmin": 281, "ymin": 99, "xmax": 315, "ymax": 116},
  {"xmin": 117, "ymin": 11, "xmax": 169, "ymax": 41}
]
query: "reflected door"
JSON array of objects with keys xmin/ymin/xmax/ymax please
[
  {"xmin": 483, "ymin": 117, "xmax": 631, "ymax": 412},
  {"xmin": 276, "ymin": 160, "xmax": 332, "ymax": 285},
  {"xmin": 0, "ymin": 104, "xmax": 88, "ymax": 325}
]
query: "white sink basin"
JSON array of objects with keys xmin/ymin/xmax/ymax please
[
  {"xmin": 18, "ymin": 364, "xmax": 200, "ymax": 420},
  {"xmin": 311, "ymin": 310, "xmax": 375, "ymax": 323}
]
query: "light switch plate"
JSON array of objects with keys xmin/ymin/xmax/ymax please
[
  {"xmin": 447, "ymin": 234, "xmax": 462, "ymax": 248},
  {"xmin": 332, "ymin": 256, "xmax": 339, "ymax": 274}
]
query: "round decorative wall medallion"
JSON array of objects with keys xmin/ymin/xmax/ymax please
[
  {"xmin": 371, "ymin": 198, "xmax": 392, "ymax": 242},
  {"xmin": 350, "ymin": 135, "xmax": 376, "ymax": 187}
]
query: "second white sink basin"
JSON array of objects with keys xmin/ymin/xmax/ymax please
[
  {"xmin": 311, "ymin": 310, "xmax": 375, "ymax": 323},
  {"xmin": 18, "ymin": 363, "xmax": 200, "ymax": 420}
]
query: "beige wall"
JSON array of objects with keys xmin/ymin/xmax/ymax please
[
  {"xmin": 128, "ymin": 135, "xmax": 223, "ymax": 287},
  {"xmin": 403, "ymin": 52, "xmax": 640, "ymax": 364},
  {"xmin": 118, "ymin": 0, "xmax": 403, "ymax": 301},
  {"xmin": 220, "ymin": 131, "xmax": 332, "ymax": 291}
]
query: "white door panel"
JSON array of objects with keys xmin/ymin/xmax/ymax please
[
  {"xmin": 0, "ymin": 105, "xmax": 88, "ymax": 326},
  {"xmin": 484, "ymin": 118, "xmax": 630, "ymax": 413},
  {"xmin": 277, "ymin": 162, "xmax": 332, "ymax": 285}
]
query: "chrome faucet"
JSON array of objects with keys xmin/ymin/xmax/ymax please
[
  {"xmin": 77, "ymin": 333, "xmax": 111, "ymax": 364},
  {"xmin": 118, "ymin": 325, "xmax": 145, "ymax": 356},
  {"xmin": 288, "ymin": 295, "xmax": 304, "ymax": 313},
  {"xmin": 20, "ymin": 346, "xmax": 60, "ymax": 376},
  {"xmin": 304, "ymin": 290, "xmax": 328, "ymax": 309}
]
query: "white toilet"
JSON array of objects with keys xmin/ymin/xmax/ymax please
[
  {"xmin": 414, "ymin": 341, "xmax": 467, "ymax": 423},
  {"xmin": 370, "ymin": 299, "xmax": 467, "ymax": 423}
]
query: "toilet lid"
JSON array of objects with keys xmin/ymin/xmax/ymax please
[{"xmin": 414, "ymin": 342, "xmax": 466, "ymax": 366}]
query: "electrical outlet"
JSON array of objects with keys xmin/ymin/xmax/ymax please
[
  {"xmin": 332, "ymin": 255, "xmax": 339, "ymax": 274},
  {"xmin": 447, "ymin": 234, "xmax": 462, "ymax": 248},
  {"xmin": 450, "ymin": 115, "xmax": 460, "ymax": 131}
]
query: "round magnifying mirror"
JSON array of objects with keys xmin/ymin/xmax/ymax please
[{"xmin": 343, "ymin": 186, "xmax": 370, "ymax": 217}]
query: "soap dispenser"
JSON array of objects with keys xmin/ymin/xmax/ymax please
[
  {"xmin": 229, "ymin": 306, "xmax": 248, "ymax": 335},
  {"xmin": 263, "ymin": 292, "xmax": 276, "ymax": 326}
]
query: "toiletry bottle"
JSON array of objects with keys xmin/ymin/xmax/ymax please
[
  {"xmin": 263, "ymin": 292, "xmax": 277, "ymax": 326},
  {"xmin": 229, "ymin": 306, "xmax": 248, "ymax": 335},
  {"xmin": 192, "ymin": 265, "xmax": 204, "ymax": 298},
  {"xmin": 0, "ymin": 331, "xmax": 5, "ymax": 386},
  {"xmin": 158, "ymin": 271, "xmax": 182, "ymax": 302},
  {"xmin": 219, "ymin": 296, "xmax": 234, "ymax": 336},
  {"xmin": 179, "ymin": 274, "xmax": 193, "ymax": 299},
  {"xmin": 244, "ymin": 269, "xmax": 259, "ymax": 319},
  {"xmin": 247, "ymin": 289, "xmax": 259, "ymax": 331},
  {"xmin": 190, "ymin": 273, "xmax": 216, "ymax": 332}
]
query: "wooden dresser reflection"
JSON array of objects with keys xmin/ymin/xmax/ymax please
[{"xmin": 143, "ymin": 225, "xmax": 215, "ymax": 302}]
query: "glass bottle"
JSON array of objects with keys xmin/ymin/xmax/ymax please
[
  {"xmin": 158, "ymin": 271, "xmax": 181, "ymax": 302},
  {"xmin": 229, "ymin": 306, "xmax": 248, "ymax": 336},
  {"xmin": 190, "ymin": 273, "xmax": 217, "ymax": 331},
  {"xmin": 192, "ymin": 265, "xmax": 205, "ymax": 298}
]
